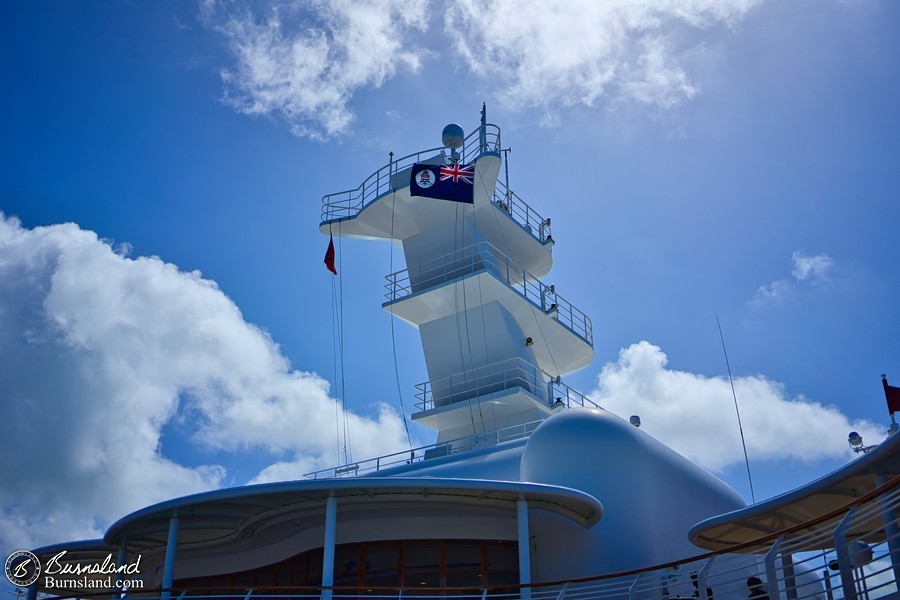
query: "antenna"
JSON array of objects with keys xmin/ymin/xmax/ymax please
[
  {"xmin": 480, "ymin": 102, "xmax": 487, "ymax": 152},
  {"xmin": 717, "ymin": 315, "xmax": 756, "ymax": 504},
  {"xmin": 442, "ymin": 123, "xmax": 464, "ymax": 164}
]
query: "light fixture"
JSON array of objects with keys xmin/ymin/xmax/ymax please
[
  {"xmin": 848, "ymin": 431, "xmax": 877, "ymax": 454},
  {"xmin": 629, "ymin": 415, "xmax": 641, "ymax": 428},
  {"xmin": 524, "ymin": 337, "xmax": 534, "ymax": 347}
]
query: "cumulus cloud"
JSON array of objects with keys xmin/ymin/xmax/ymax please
[
  {"xmin": 751, "ymin": 249, "xmax": 834, "ymax": 304},
  {"xmin": 200, "ymin": 0, "xmax": 764, "ymax": 137},
  {"xmin": 591, "ymin": 342, "xmax": 882, "ymax": 472},
  {"xmin": 446, "ymin": 0, "xmax": 762, "ymax": 117},
  {"xmin": 0, "ymin": 214, "xmax": 409, "ymax": 551},
  {"xmin": 201, "ymin": 0, "xmax": 429, "ymax": 139}
]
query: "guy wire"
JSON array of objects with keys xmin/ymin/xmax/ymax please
[{"xmin": 717, "ymin": 315, "xmax": 756, "ymax": 504}]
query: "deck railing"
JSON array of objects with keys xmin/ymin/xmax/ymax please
[
  {"xmin": 493, "ymin": 180, "xmax": 553, "ymax": 245},
  {"xmin": 48, "ymin": 475, "xmax": 900, "ymax": 600},
  {"xmin": 413, "ymin": 356, "xmax": 599, "ymax": 413},
  {"xmin": 384, "ymin": 242, "xmax": 593, "ymax": 346},
  {"xmin": 301, "ymin": 363, "xmax": 597, "ymax": 480},
  {"xmin": 318, "ymin": 127, "xmax": 552, "ymax": 248},
  {"xmin": 300, "ymin": 418, "xmax": 547, "ymax": 480},
  {"xmin": 320, "ymin": 125, "xmax": 501, "ymax": 223}
]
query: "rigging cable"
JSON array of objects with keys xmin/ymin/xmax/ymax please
[
  {"xmin": 338, "ymin": 231, "xmax": 352, "ymax": 465},
  {"xmin": 458, "ymin": 199, "xmax": 487, "ymax": 433},
  {"xmin": 330, "ymin": 240, "xmax": 341, "ymax": 463},
  {"xmin": 717, "ymin": 315, "xmax": 756, "ymax": 504},
  {"xmin": 452, "ymin": 199, "xmax": 481, "ymax": 436},
  {"xmin": 388, "ymin": 182, "xmax": 414, "ymax": 450}
]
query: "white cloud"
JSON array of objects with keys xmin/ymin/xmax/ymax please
[
  {"xmin": 751, "ymin": 249, "xmax": 834, "ymax": 304},
  {"xmin": 200, "ymin": 0, "xmax": 765, "ymax": 137},
  {"xmin": 590, "ymin": 341, "xmax": 882, "ymax": 472},
  {"xmin": 444, "ymin": 0, "xmax": 762, "ymax": 118},
  {"xmin": 201, "ymin": 0, "xmax": 429, "ymax": 139},
  {"xmin": 751, "ymin": 278, "xmax": 791, "ymax": 304},
  {"xmin": 0, "ymin": 214, "xmax": 409, "ymax": 551},
  {"xmin": 792, "ymin": 250, "xmax": 833, "ymax": 283}
]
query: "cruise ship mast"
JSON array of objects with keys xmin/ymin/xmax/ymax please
[{"xmin": 320, "ymin": 107, "xmax": 595, "ymax": 448}]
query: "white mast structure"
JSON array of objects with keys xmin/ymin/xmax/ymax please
[{"xmin": 320, "ymin": 109, "xmax": 594, "ymax": 448}]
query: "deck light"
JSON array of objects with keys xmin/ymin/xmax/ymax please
[{"xmin": 848, "ymin": 431, "xmax": 877, "ymax": 454}]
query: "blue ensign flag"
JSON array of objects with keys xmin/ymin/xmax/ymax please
[{"xmin": 410, "ymin": 162, "xmax": 475, "ymax": 204}]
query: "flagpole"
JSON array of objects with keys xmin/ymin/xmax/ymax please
[{"xmin": 885, "ymin": 374, "xmax": 900, "ymax": 435}]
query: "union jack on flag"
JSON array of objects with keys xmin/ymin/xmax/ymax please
[{"xmin": 439, "ymin": 163, "xmax": 475, "ymax": 184}]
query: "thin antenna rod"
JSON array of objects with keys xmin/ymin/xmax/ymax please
[{"xmin": 717, "ymin": 315, "xmax": 756, "ymax": 504}]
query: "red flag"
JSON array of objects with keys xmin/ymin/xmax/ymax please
[
  {"xmin": 884, "ymin": 376, "xmax": 900, "ymax": 414},
  {"xmin": 324, "ymin": 234, "xmax": 337, "ymax": 275}
]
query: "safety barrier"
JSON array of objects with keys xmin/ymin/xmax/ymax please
[{"xmin": 384, "ymin": 242, "xmax": 592, "ymax": 346}]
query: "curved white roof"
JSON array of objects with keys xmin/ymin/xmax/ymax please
[
  {"xmin": 99, "ymin": 477, "xmax": 603, "ymax": 553},
  {"xmin": 690, "ymin": 432, "xmax": 900, "ymax": 551}
]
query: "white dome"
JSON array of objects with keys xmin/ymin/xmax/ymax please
[{"xmin": 519, "ymin": 408, "xmax": 745, "ymax": 576}]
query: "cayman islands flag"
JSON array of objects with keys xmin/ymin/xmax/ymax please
[{"xmin": 410, "ymin": 162, "xmax": 475, "ymax": 204}]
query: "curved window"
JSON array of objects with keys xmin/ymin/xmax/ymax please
[{"xmin": 177, "ymin": 539, "xmax": 518, "ymax": 595}]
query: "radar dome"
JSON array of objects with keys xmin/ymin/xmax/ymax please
[{"xmin": 441, "ymin": 123, "xmax": 465, "ymax": 149}]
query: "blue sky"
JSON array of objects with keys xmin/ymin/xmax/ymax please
[{"xmin": 1, "ymin": 0, "xmax": 899, "ymax": 565}]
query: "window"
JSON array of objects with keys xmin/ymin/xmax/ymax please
[{"xmin": 176, "ymin": 539, "xmax": 517, "ymax": 595}]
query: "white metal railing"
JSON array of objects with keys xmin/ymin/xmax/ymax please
[
  {"xmin": 320, "ymin": 124, "xmax": 501, "ymax": 223},
  {"xmin": 384, "ymin": 242, "xmax": 593, "ymax": 346},
  {"xmin": 301, "ymin": 363, "xmax": 597, "ymax": 480},
  {"xmin": 493, "ymin": 180, "xmax": 553, "ymax": 245},
  {"xmin": 319, "ymin": 126, "xmax": 552, "ymax": 247},
  {"xmin": 414, "ymin": 357, "xmax": 542, "ymax": 410},
  {"xmin": 413, "ymin": 356, "xmax": 599, "ymax": 412},
  {"xmin": 548, "ymin": 376, "xmax": 599, "ymax": 410},
  {"xmin": 300, "ymin": 419, "xmax": 548, "ymax": 480}
]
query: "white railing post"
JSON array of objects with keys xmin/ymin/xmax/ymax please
[
  {"xmin": 628, "ymin": 572, "xmax": 643, "ymax": 600},
  {"xmin": 554, "ymin": 582, "xmax": 569, "ymax": 600},
  {"xmin": 764, "ymin": 536, "xmax": 783, "ymax": 600},
  {"xmin": 876, "ymin": 474, "xmax": 900, "ymax": 588},
  {"xmin": 697, "ymin": 556, "xmax": 715, "ymax": 600},
  {"xmin": 834, "ymin": 506, "xmax": 859, "ymax": 600}
]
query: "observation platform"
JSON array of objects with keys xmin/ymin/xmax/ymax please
[
  {"xmin": 384, "ymin": 242, "xmax": 593, "ymax": 377},
  {"xmin": 410, "ymin": 356, "xmax": 600, "ymax": 438},
  {"xmin": 319, "ymin": 125, "xmax": 554, "ymax": 278}
]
